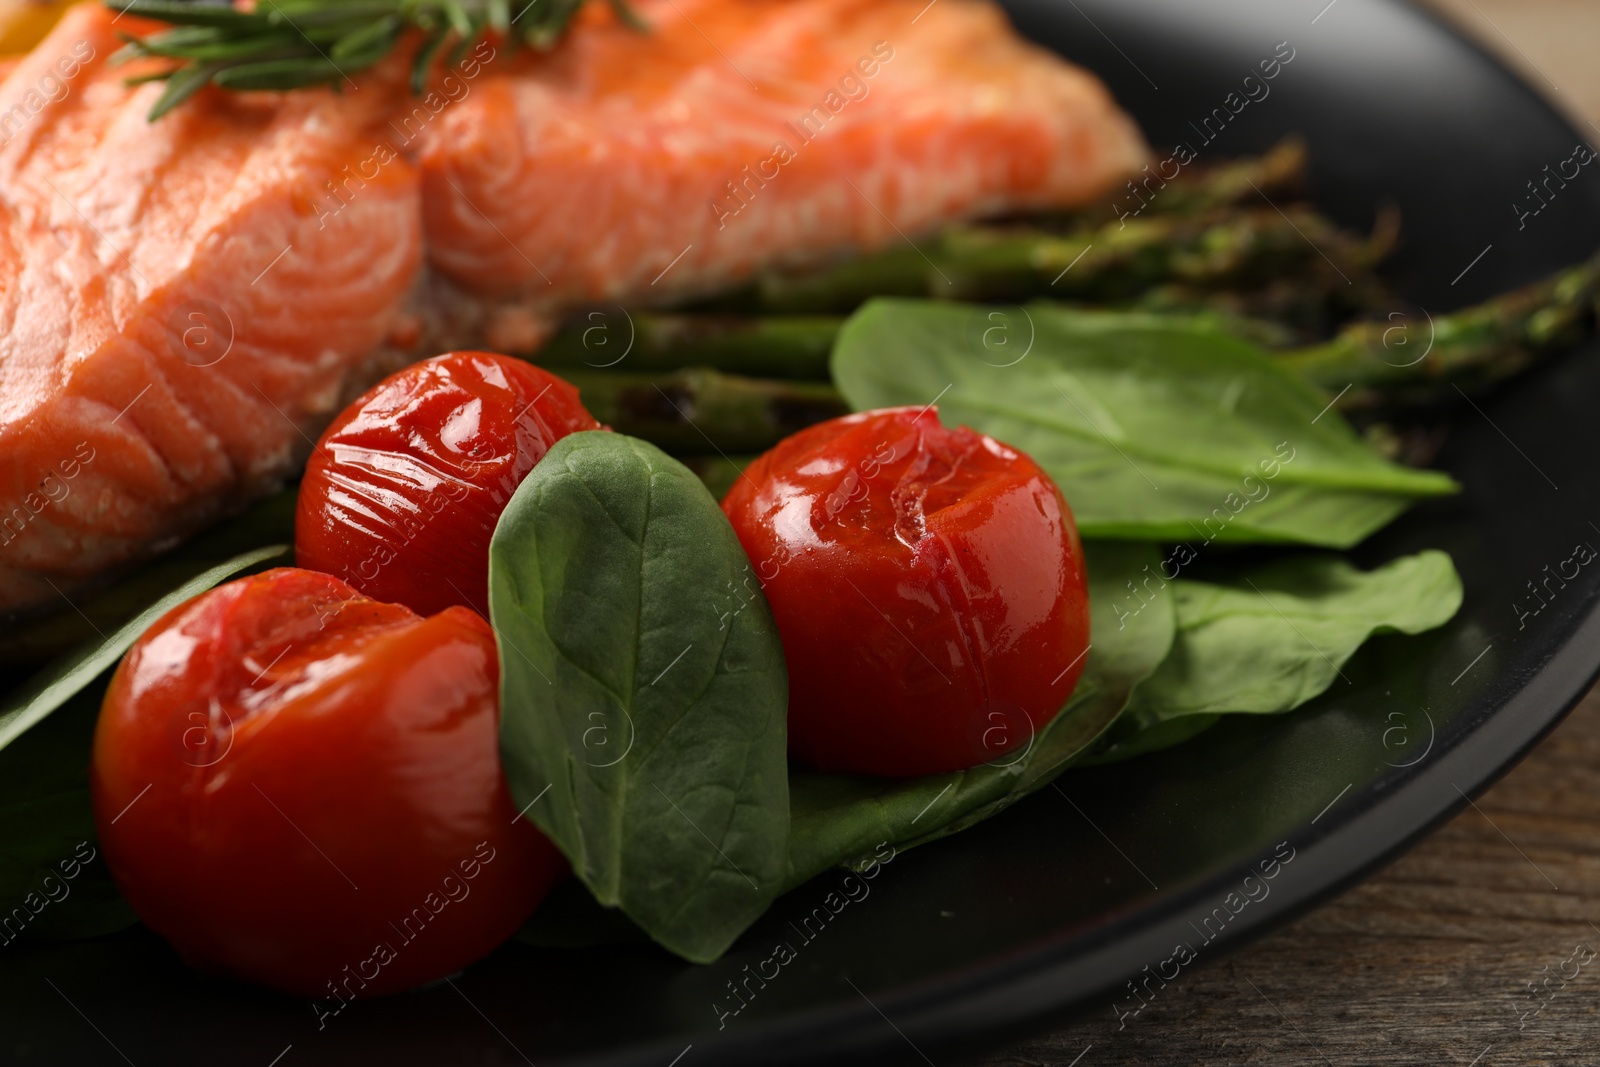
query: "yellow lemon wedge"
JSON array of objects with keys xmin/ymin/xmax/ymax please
[{"xmin": 0, "ymin": 0, "xmax": 77, "ymax": 56}]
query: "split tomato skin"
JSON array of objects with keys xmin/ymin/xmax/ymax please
[
  {"xmin": 90, "ymin": 567, "xmax": 565, "ymax": 998},
  {"xmin": 296, "ymin": 351, "xmax": 600, "ymax": 618},
  {"xmin": 722, "ymin": 407, "xmax": 1091, "ymax": 778}
]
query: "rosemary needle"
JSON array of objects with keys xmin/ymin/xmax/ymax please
[{"xmin": 103, "ymin": 0, "xmax": 647, "ymax": 120}]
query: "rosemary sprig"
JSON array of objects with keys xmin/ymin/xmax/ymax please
[{"xmin": 104, "ymin": 0, "xmax": 645, "ymax": 120}]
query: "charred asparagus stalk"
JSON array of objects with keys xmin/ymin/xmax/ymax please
[
  {"xmin": 700, "ymin": 205, "xmax": 1392, "ymax": 314},
  {"xmin": 1130, "ymin": 276, "xmax": 1378, "ymax": 343},
  {"xmin": 1039, "ymin": 136, "xmax": 1309, "ymax": 229},
  {"xmin": 679, "ymin": 454, "xmax": 760, "ymax": 501},
  {"xmin": 563, "ymin": 368, "xmax": 848, "ymax": 455},
  {"xmin": 534, "ymin": 282, "xmax": 1329, "ymax": 382},
  {"xmin": 548, "ymin": 252, "xmax": 1600, "ymax": 438},
  {"xmin": 1283, "ymin": 251, "xmax": 1600, "ymax": 412},
  {"xmin": 545, "ymin": 204, "xmax": 1391, "ymax": 379},
  {"xmin": 537, "ymin": 313, "xmax": 842, "ymax": 380},
  {"xmin": 939, "ymin": 205, "xmax": 1392, "ymax": 304}
]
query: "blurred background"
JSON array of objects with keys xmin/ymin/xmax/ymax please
[{"xmin": 1425, "ymin": 0, "xmax": 1600, "ymax": 127}]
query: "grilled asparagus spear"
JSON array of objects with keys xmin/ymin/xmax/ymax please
[
  {"xmin": 549, "ymin": 247, "xmax": 1600, "ymax": 437},
  {"xmin": 564, "ymin": 368, "xmax": 847, "ymax": 455},
  {"xmin": 679, "ymin": 455, "xmax": 759, "ymax": 501},
  {"xmin": 1041, "ymin": 136, "xmax": 1309, "ymax": 229},
  {"xmin": 535, "ymin": 271, "xmax": 1351, "ymax": 382},
  {"xmin": 537, "ymin": 313, "xmax": 842, "ymax": 380},
  {"xmin": 1284, "ymin": 251, "xmax": 1600, "ymax": 412},
  {"xmin": 559, "ymin": 252, "xmax": 1600, "ymax": 456},
  {"xmin": 693, "ymin": 205, "xmax": 1391, "ymax": 314}
]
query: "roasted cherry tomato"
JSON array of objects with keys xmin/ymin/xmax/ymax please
[
  {"xmin": 91, "ymin": 567, "xmax": 565, "ymax": 998},
  {"xmin": 296, "ymin": 351, "xmax": 600, "ymax": 617},
  {"xmin": 722, "ymin": 407, "xmax": 1090, "ymax": 778}
]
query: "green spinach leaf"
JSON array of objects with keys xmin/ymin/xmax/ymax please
[
  {"xmin": 1087, "ymin": 550, "xmax": 1462, "ymax": 763},
  {"xmin": 831, "ymin": 300, "xmax": 1456, "ymax": 548},
  {"xmin": 0, "ymin": 545, "xmax": 288, "ymax": 756},
  {"xmin": 491, "ymin": 431, "xmax": 789, "ymax": 964},
  {"xmin": 785, "ymin": 542, "xmax": 1175, "ymax": 887}
]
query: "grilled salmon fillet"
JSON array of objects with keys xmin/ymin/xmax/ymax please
[
  {"xmin": 0, "ymin": 6, "xmax": 422, "ymax": 614},
  {"xmin": 0, "ymin": 0, "xmax": 1144, "ymax": 615},
  {"xmin": 419, "ymin": 0, "xmax": 1147, "ymax": 311}
]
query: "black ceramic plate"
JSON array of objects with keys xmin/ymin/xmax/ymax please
[{"xmin": 9, "ymin": 1, "xmax": 1600, "ymax": 1064}]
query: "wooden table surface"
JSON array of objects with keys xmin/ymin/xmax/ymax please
[{"xmin": 975, "ymin": 3, "xmax": 1600, "ymax": 1064}]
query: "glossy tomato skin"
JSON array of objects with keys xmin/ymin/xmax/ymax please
[
  {"xmin": 91, "ymin": 567, "xmax": 565, "ymax": 998},
  {"xmin": 296, "ymin": 351, "xmax": 600, "ymax": 617},
  {"xmin": 722, "ymin": 407, "xmax": 1090, "ymax": 778}
]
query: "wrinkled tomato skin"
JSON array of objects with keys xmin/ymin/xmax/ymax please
[
  {"xmin": 296, "ymin": 351, "xmax": 600, "ymax": 617},
  {"xmin": 722, "ymin": 407, "xmax": 1090, "ymax": 778},
  {"xmin": 90, "ymin": 568, "xmax": 565, "ymax": 998}
]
